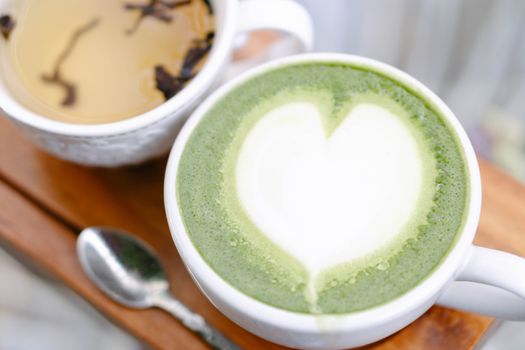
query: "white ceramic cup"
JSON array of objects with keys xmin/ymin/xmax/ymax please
[
  {"xmin": 165, "ymin": 53, "xmax": 525, "ymax": 349},
  {"xmin": 0, "ymin": 0, "xmax": 313, "ymax": 166}
]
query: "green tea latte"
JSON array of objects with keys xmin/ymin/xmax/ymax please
[{"xmin": 176, "ymin": 62, "xmax": 469, "ymax": 314}]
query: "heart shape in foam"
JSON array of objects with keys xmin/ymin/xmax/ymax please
[{"xmin": 236, "ymin": 102, "xmax": 424, "ymax": 275}]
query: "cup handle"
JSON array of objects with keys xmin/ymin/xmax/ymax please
[
  {"xmin": 223, "ymin": 0, "xmax": 314, "ymax": 79},
  {"xmin": 437, "ymin": 246, "xmax": 525, "ymax": 320}
]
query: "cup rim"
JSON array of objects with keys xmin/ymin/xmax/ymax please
[
  {"xmin": 164, "ymin": 53, "xmax": 482, "ymax": 333},
  {"xmin": 0, "ymin": 0, "xmax": 236, "ymax": 137}
]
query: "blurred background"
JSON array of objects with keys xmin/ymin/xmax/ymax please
[{"xmin": 1, "ymin": 0, "xmax": 524, "ymax": 349}]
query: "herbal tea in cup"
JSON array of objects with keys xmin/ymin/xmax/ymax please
[{"xmin": 0, "ymin": 0, "xmax": 214, "ymax": 124}]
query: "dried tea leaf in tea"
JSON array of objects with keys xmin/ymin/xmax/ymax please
[
  {"xmin": 203, "ymin": 0, "xmax": 213, "ymax": 14},
  {"xmin": 0, "ymin": 14, "xmax": 15, "ymax": 40},
  {"xmin": 154, "ymin": 65, "xmax": 189, "ymax": 100},
  {"xmin": 180, "ymin": 31, "xmax": 214, "ymax": 78},
  {"xmin": 41, "ymin": 18, "xmax": 100, "ymax": 107},
  {"xmin": 154, "ymin": 30, "xmax": 214, "ymax": 100},
  {"xmin": 124, "ymin": 0, "xmax": 192, "ymax": 35}
]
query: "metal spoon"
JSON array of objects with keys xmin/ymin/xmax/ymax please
[{"xmin": 77, "ymin": 226, "xmax": 241, "ymax": 350}]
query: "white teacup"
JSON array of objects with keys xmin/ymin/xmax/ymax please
[
  {"xmin": 164, "ymin": 53, "xmax": 525, "ymax": 349},
  {"xmin": 0, "ymin": 0, "xmax": 313, "ymax": 166}
]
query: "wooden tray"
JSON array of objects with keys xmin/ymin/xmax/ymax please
[{"xmin": 1, "ymin": 112, "xmax": 525, "ymax": 349}]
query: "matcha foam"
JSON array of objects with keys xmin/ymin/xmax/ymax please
[{"xmin": 176, "ymin": 62, "xmax": 469, "ymax": 314}]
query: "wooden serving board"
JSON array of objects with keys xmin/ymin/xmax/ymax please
[{"xmin": 0, "ymin": 113, "xmax": 525, "ymax": 349}]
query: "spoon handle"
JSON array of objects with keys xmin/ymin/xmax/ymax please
[{"xmin": 153, "ymin": 293, "xmax": 242, "ymax": 350}]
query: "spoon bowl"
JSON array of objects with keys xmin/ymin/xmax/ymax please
[{"xmin": 77, "ymin": 226, "xmax": 168, "ymax": 308}]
